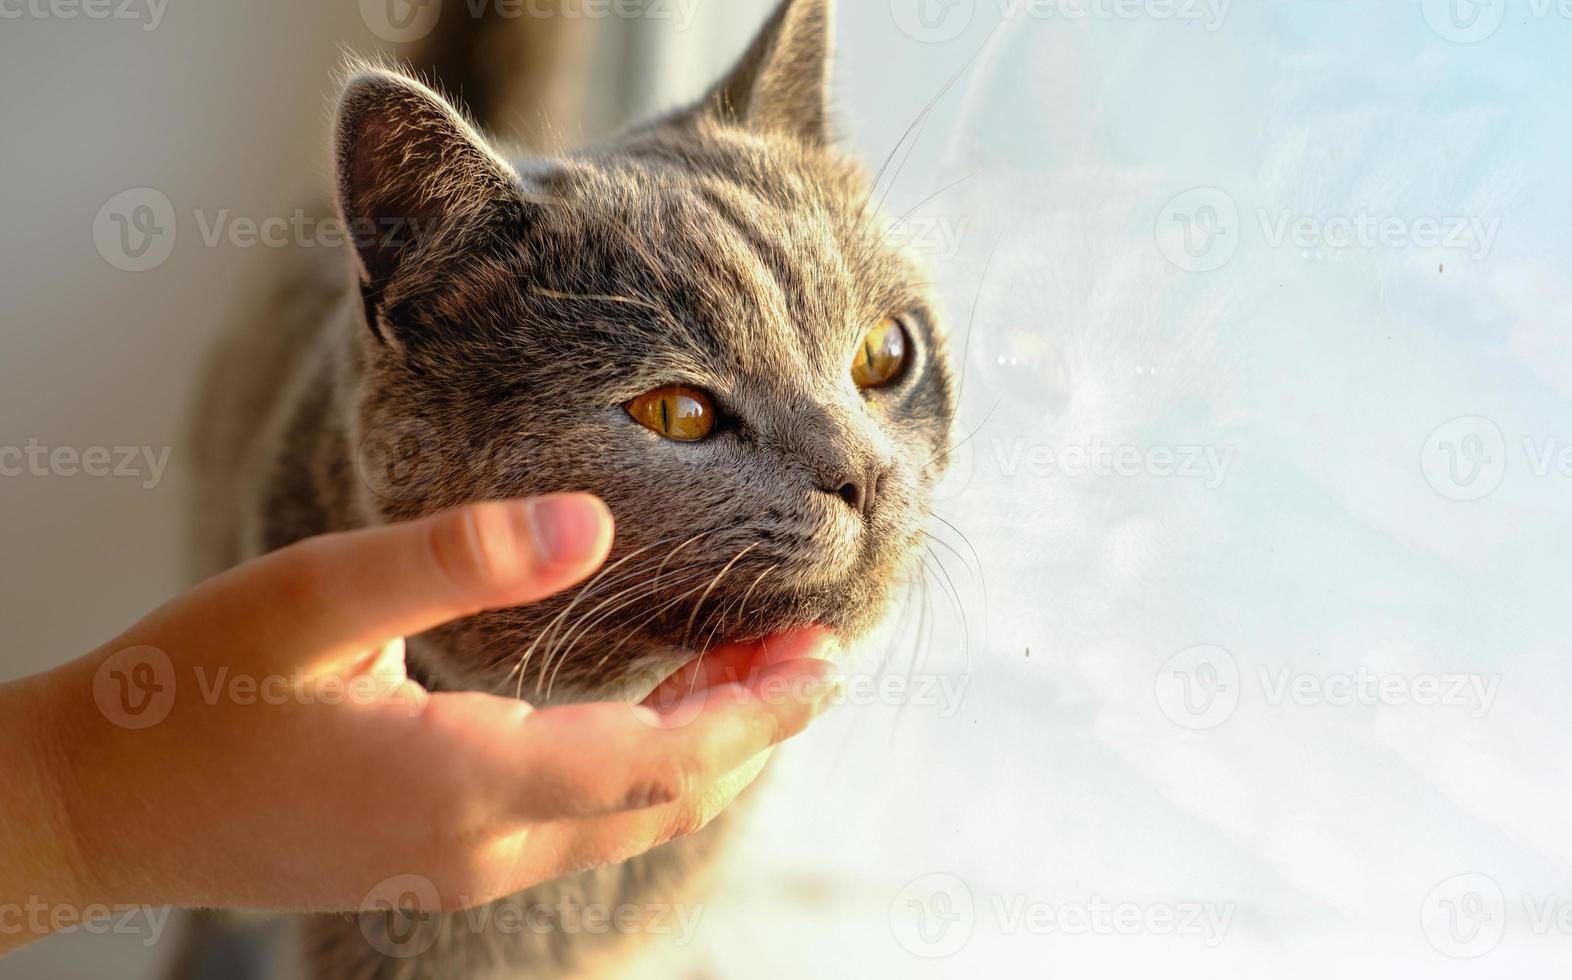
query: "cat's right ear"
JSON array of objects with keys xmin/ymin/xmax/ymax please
[{"xmin": 333, "ymin": 66, "xmax": 520, "ymax": 341}]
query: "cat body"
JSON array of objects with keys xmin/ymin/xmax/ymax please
[{"xmin": 180, "ymin": 1, "xmax": 954, "ymax": 977}]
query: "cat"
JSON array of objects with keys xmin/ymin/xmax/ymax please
[{"xmin": 177, "ymin": 0, "xmax": 955, "ymax": 977}]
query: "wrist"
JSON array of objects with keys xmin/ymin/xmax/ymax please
[{"xmin": 0, "ymin": 666, "xmax": 95, "ymax": 951}]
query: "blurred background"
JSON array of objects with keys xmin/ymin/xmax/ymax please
[{"xmin": 4, "ymin": 0, "xmax": 1572, "ymax": 977}]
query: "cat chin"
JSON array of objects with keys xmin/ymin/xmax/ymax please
[{"xmin": 411, "ymin": 622, "xmax": 850, "ymax": 707}]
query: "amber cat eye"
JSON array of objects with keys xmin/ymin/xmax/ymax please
[
  {"xmin": 852, "ymin": 316, "xmax": 909, "ymax": 389},
  {"xmin": 626, "ymin": 386, "xmax": 717, "ymax": 442}
]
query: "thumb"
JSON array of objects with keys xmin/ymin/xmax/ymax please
[{"xmin": 143, "ymin": 495, "xmax": 614, "ymax": 674}]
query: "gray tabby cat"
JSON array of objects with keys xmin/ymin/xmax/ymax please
[{"xmin": 178, "ymin": 0, "xmax": 954, "ymax": 977}]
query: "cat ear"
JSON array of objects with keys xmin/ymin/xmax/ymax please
[
  {"xmin": 703, "ymin": 0, "xmax": 834, "ymax": 145},
  {"xmin": 333, "ymin": 66, "xmax": 520, "ymax": 326}
]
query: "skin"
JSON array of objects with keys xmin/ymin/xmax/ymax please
[{"xmin": 0, "ymin": 495, "xmax": 838, "ymax": 955}]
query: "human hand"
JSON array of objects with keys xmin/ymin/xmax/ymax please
[{"xmin": 0, "ymin": 495, "xmax": 837, "ymax": 952}]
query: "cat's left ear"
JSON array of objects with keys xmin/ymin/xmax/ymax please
[
  {"xmin": 702, "ymin": 0, "xmax": 834, "ymax": 145},
  {"xmin": 333, "ymin": 65, "xmax": 520, "ymax": 335}
]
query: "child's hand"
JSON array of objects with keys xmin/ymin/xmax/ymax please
[{"xmin": 0, "ymin": 496, "xmax": 836, "ymax": 952}]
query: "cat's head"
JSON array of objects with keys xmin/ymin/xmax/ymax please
[{"xmin": 334, "ymin": 0, "xmax": 955, "ymax": 698}]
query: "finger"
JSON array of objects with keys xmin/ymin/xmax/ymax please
[
  {"xmin": 402, "ymin": 657, "xmax": 837, "ymax": 824},
  {"xmin": 148, "ymin": 496, "xmax": 613, "ymax": 673},
  {"xmin": 526, "ymin": 744, "xmax": 779, "ymax": 885},
  {"xmin": 644, "ymin": 626, "xmax": 836, "ymax": 708}
]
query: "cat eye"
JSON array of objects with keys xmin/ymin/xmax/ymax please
[
  {"xmin": 851, "ymin": 316, "xmax": 909, "ymax": 389},
  {"xmin": 625, "ymin": 386, "xmax": 717, "ymax": 442}
]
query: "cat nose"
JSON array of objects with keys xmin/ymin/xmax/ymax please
[{"xmin": 825, "ymin": 464, "xmax": 885, "ymax": 521}]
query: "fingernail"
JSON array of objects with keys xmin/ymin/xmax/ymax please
[{"xmin": 526, "ymin": 495, "xmax": 610, "ymax": 566}]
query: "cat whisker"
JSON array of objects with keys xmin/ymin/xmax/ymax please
[
  {"xmin": 863, "ymin": 22, "xmax": 1002, "ymax": 221},
  {"xmin": 525, "ymin": 531, "xmax": 721, "ymax": 698},
  {"xmin": 538, "ymin": 565, "xmax": 715, "ymax": 698},
  {"xmin": 508, "ymin": 531, "xmax": 710, "ymax": 697},
  {"xmin": 922, "ymin": 530, "xmax": 976, "ymax": 585},
  {"xmin": 923, "ymin": 545, "xmax": 971, "ymax": 672},
  {"xmin": 929, "ymin": 512, "xmax": 989, "ymax": 659},
  {"xmin": 925, "ymin": 399, "xmax": 998, "ymax": 474},
  {"xmin": 883, "ymin": 169, "xmax": 980, "ymax": 242},
  {"xmin": 679, "ymin": 542, "xmax": 759, "ymax": 653},
  {"xmin": 686, "ymin": 560, "xmax": 783, "ymax": 693},
  {"xmin": 576, "ymin": 559, "xmax": 763, "ymax": 696},
  {"xmin": 951, "ymin": 234, "xmax": 1002, "ymax": 413}
]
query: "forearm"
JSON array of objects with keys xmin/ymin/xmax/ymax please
[{"xmin": 0, "ymin": 667, "xmax": 90, "ymax": 954}]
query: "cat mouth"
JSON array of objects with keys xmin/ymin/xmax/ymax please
[{"xmin": 557, "ymin": 625, "xmax": 837, "ymax": 706}]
